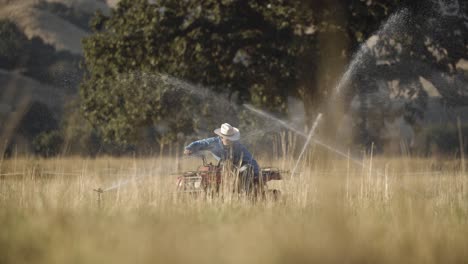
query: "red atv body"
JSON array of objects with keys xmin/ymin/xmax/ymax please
[{"xmin": 176, "ymin": 157, "xmax": 282, "ymax": 196}]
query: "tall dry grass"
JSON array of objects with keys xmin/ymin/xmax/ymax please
[{"xmin": 0, "ymin": 153, "xmax": 467, "ymax": 263}]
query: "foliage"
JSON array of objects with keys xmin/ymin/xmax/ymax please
[
  {"xmin": 17, "ymin": 102, "xmax": 59, "ymax": 139},
  {"xmin": 26, "ymin": 39, "xmax": 82, "ymax": 90},
  {"xmin": 3, "ymin": 102, "xmax": 63, "ymax": 156},
  {"xmin": 81, "ymin": 0, "xmax": 319, "ymax": 145},
  {"xmin": 351, "ymin": 1, "xmax": 468, "ymax": 105},
  {"xmin": 0, "ymin": 19, "xmax": 28, "ymax": 69},
  {"xmin": 0, "ymin": 19, "xmax": 83, "ymax": 91},
  {"xmin": 32, "ymin": 130, "xmax": 64, "ymax": 157},
  {"xmin": 420, "ymin": 124, "xmax": 468, "ymax": 155},
  {"xmin": 342, "ymin": 0, "xmax": 468, "ymax": 149}
]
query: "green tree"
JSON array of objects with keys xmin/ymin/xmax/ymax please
[
  {"xmin": 81, "ymin": 0, "xmax": 320, "ymax": 145},
  {"xmin": 33, "ymin": 131, "xmax": 64, "ymax": 157}
]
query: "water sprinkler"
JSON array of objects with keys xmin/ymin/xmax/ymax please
[{"xmin": 93, "ymin": 188, "xmax": 104, "ymax": 208}]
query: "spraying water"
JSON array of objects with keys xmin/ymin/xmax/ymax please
[
  {"xmin": 334, "ymin": 9, "xmax": 411, "ymax": 96},
  {"xmin": 243, "ymin": 104, "xmax": 372, "ymax": 170},
  {"xmin": 163, "ymin": 4, "xmax": 462, "ymax": 183},
  {"xmin": 433, "ymin": 0, "xmax": 461, "ymax": 16},
  {"xmin": 103, "ymin": 177, "xmax": 141, "ymax": 192},
  {"xmin": 290, "ymin": 113, "xmax": 322, "ymax": 179},
  {"xmin": 243, "ymin": 104, "xmax": 305, "ymax": 136},
  {"xmin": 155, "ymin": 73, "xmax": 239, "ymax": 110}
]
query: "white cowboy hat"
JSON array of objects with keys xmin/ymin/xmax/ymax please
[{"xmin": 214, "ymin": 123, "xmax": 240, "ymax": 141}]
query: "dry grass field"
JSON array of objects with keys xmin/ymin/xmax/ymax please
[{"xmin": 1, "ymin": 153, "xmax": 467, "ymax": 264}]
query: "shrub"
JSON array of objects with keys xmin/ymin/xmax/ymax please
[
  {"xmin": 33, "ymin": 130, "xmax": 64, "ymax": 156},
  {"xmin": 419, "ymin": 124, "xmax": 468, "ymax": 156}
]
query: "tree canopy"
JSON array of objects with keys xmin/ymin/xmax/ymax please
[
  {"xmin": 81, "ymin": 0, "xmax": 323, "ymax": 145},
  {"xmin": 80, "ymin": 0, "xmax": 468, "ymax": 148}
]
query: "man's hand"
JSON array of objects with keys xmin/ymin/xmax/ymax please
[{"xmin": 183, "ymin": 149, "xmax": 192, "ymax": 155}]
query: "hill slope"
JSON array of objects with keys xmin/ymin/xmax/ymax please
[
  {"xmin": 0, "ymin": 0, "xmax": 111, "ymax": 55},
  {"xmin": 0, "ymin": 69, "xmax": 68, "ymax": 112}
]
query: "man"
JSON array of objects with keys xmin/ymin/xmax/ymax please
[{"xmin": 184, "ymin": 123, "xmax": 260, "ymax": 193}]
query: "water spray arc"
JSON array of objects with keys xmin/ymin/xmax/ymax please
[
  {"xmin": 243, "ymin": 103, "xmax": 390, "ymax": 183},
  {"xmin": 243, "ymin": 104, "xmax": 305, "ymax": 136},
  {"xmin": 243, "ymin": 104, "xmax": 368, "ymax": 169},
  {"xmin": 333, "ymin": 8, "xmax": 410, "ymax": 97},
  {"xmin": 92, "ymin": 172, "xmax": 155, "ymax": 206},
  {"xmin": 290, "ymin": 113, "xmax": 322, "ymax": 179},
  {"xmin": 91, "ymin": 153, "xmax": 209, "ymax": 204}
]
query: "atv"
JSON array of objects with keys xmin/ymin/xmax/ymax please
[{"xmin": 176, "ymin": 152, "xmax": 283, "ymax": 200}]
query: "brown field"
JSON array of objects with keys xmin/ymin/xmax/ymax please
[{"xmin": 1, "ymin": 154, "xmax": 467, "ymax": 263}]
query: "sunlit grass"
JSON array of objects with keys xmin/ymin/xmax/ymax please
[{"xmin": 1, "ymin": 155, "xmax": 467, "ymax": 263}]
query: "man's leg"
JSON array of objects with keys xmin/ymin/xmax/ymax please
[{"xmin": 238, "ymin": 164, "xmax": 254, "ymax": 194}]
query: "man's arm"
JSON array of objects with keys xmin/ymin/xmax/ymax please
[{"xmin": 184, "ymin": 137, "xmax": 219, "ymax": 155}]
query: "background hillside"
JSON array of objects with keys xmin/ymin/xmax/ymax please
[{"xmin": 0, "ymin": 0, "xmax": 111, "ymax": 155}]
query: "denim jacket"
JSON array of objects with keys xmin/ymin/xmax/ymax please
[{"xmin": 185, "ymin": 137, "xmax": 260, "ymax": 176}]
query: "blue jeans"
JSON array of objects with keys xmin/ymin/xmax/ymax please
[{"xmin": 238, "ymin": 164, "xmax": 259, "ymax": 194}]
